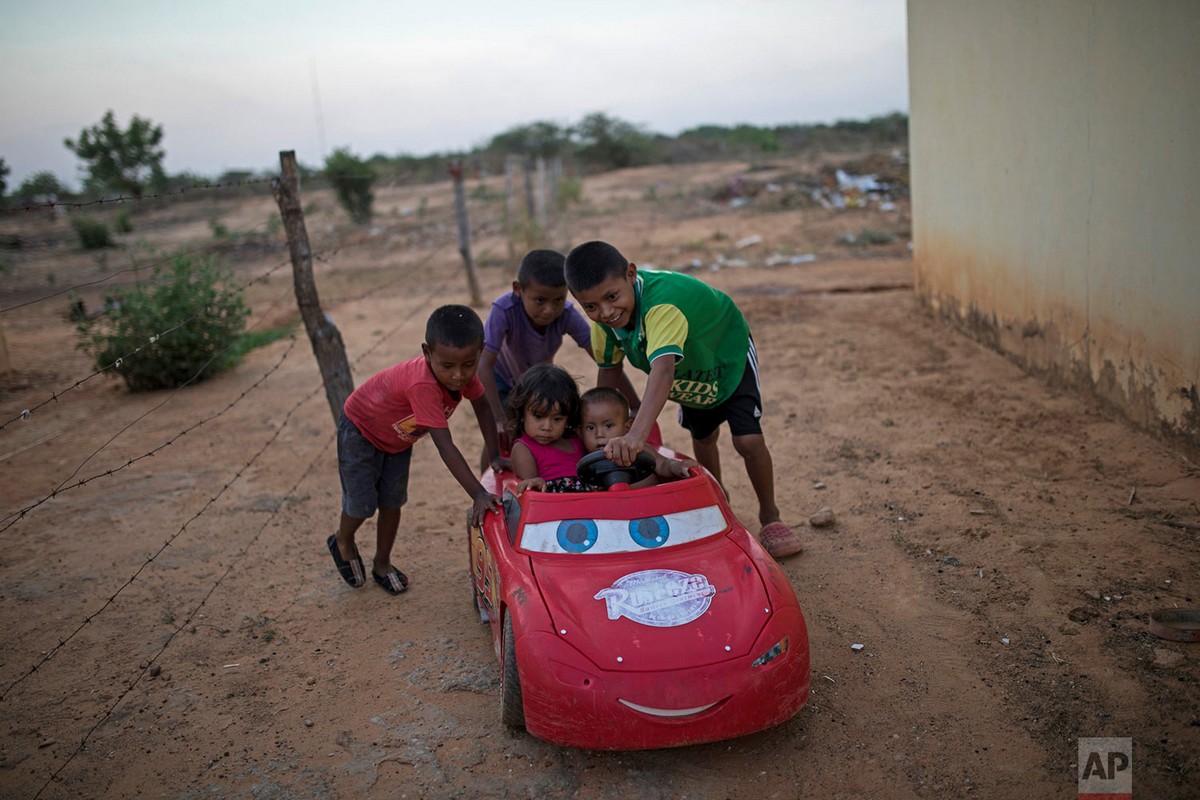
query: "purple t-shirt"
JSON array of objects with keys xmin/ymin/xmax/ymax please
[{"xmin": 483, "ymin": 291, "xmax": 592, "ymax": 386}]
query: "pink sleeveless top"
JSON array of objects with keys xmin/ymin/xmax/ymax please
[{"xmin": 516, "ymin": 434, "xmax": 585, "ymax": 481}]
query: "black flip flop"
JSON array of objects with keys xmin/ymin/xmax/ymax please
[
  {"xmin": 327, "ymin": 534, "xmax": 365, "ymax": 587},
  {"xmin": 373, "ymin": 566, "xmax": 410, "ymax": 595}
]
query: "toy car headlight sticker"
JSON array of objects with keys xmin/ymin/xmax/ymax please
[
  {"xmin": 594, "ymin": 569, "xmax": 716, "ymax": 626},
  {"xmin": 629, "ymin": 516, "xmax": 669, "ymax": 548},
  {"xmin": 557, "ymin": 519, "xmax": 599, "ymax": 553},
  {"xmin": 521, "ymin": 504, "xmax": 726, "ymax": 554}
]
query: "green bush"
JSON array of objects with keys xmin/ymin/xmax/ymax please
[
  {"xmin": 114, "ymin": 209, "xmax": 134, "ymax": 233},
  {"xmin": 71, "ymin": 216, "xmax": 113, "ymax": 249},
  {"xmin": 76, "ymin": 253, "xmax": 249, "ymax": 391},
  {"xmin": 324, "ymin": 147, "xmax": 374, "ymax": 224}
]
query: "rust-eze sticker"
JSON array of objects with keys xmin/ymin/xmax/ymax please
[{"xmin": 595, "ymin": 569, "xmax": 715, "ymax": 626}]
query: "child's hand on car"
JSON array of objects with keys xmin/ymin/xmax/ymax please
[
  {"xmin": 603, "ymin": 434, "xmax": 643, "ymax": 467},
  {"xmin": 470, "ymin": 491, "xmax": 501, "ymax": 526},
  {"xmin": 516, "ymin": 477, "xmax": 547, "ymax": 495},
  {"xmin": 662, "ymin": 458, "xmax": 697, "ymax": 479}
]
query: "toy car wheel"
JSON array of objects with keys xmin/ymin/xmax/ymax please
[
  {"xmin": 500, "ymin": 614, "xmax": 525, "ymax": 728},
  {"xmin": 577, "ymin": 450, "xmax": 656, "ymax": 488}
]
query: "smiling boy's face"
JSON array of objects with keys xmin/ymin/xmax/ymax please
[
  {"xmin": 515, "ymin": 279, "xmax": 569, "ymax": 332},
  {"xmin": 421, "ymin": 340, "xmax": 482, "ymax": 392},
  {"xmin": 571, "ymin": 263, "xmax": 637, "ymax": 330},
  {"xmin": 580, "ymin": 398, "xmax": 631, "ymax": 452}
]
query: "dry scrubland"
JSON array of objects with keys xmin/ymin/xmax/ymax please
[{"xmin": 1, "ymin": 154, "xmax": 1197, "ymax": 799}]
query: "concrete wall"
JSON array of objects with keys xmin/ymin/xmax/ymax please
[{"xmin": 907, "ymin": 0, "xmax": 1200, "ymax": 449}]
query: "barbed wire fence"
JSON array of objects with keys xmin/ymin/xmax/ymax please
[
  {"xmin": 0, "ymin": 241, "xmax": 463, "ymax": 696},
  {"xmin": 1, "ymin": 150, "xmax": 512, "ymax": 796},
  {"xmin": 1, "ymin": 158, "xmax": 497, "ymax": 525},
  {"xmin": 21, "ymin": 265, "xmax": 463, "ymax": 799},
  {"xmin": 0, "ymin": 163, "xmax": 439, "ymax": 431},
  {"xmin": 0, "ymin": 316, "xmax": 298, "ymax": 534},
  {"xmin": 0, "ymin": 219, "xmax": 284, "ymax": 316},
  {"xmin": 0, "ymin": 257, "xmax": 291, "ymax": 433},
  {"xmin": 0, "ymin": 158, "xmax": 501, "ymax": 681},
  {"xmin": 0, "ymin": 173, "xmax": 318, "ymax": 216}
]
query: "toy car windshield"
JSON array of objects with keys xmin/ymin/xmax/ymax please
[
  {"xmin": 512, "ymin": 475, "xmax": 732, "ymax": 555},
  {"xmin": 521, "ymin": 504, "xmax": 729, "ymax": 554}
]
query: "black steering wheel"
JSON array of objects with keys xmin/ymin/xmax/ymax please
[{"xmin": 577, "ymin": 450, "xmax": 656, "ymax": 489}]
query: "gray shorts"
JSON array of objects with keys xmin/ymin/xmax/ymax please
[{"xmin": 337, "ymin": 412, "xmax": 412, "ymax": 519}]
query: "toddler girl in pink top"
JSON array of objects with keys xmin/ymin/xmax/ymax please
[{"xmin": 507, "ymin": 364, "xmax": 589, "ymax": 493}]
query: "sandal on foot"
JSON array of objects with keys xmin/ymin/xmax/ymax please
[
  {"xmin": 327, "ymin": 534, "xmax": 365, "ymax": 587},
  {"xmin": 373, "ymin": 566, "xmax": 410, "ymax": 595},
  {"xmin": 759, "ymin": 521, "xmax": 803, "ymax": 559}
]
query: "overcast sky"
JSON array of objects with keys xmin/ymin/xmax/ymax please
[{"xmin": 0, "ymin": 0, "xmax": 908, "ymax": 189}]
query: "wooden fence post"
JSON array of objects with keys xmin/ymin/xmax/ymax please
[
  {"xmin": 272, "ymin": 150, "xmax": 354, "ymax": 426},
  {"xmin": 548, "ymin": 156, "xmax": 562, "ymax": 221},
  {"xmin": 0, "ymin": 319, "xmax": 11, "ymax": 376},
  {"xmin": 535, "ymin": 156, "xmax": 548, "ymax": 231},
  {"xmin": 503, "ymin": 154, "xmax": 517, "ymax": 262},
  {"xmin": 522, "ymin": 158, "xmax": 536, "ymax": 228},
  {"xmin": 449, "ymin": 160, "xmax": 483, "ymax": 307}
]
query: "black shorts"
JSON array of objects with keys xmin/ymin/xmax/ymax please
[{"xmin": 677, "ymin": 342, "xmax": 764, "ymax": 440}]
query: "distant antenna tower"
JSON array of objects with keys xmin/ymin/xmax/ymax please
[{"xmin": 310, "ymin": 57, "xmax": 328, "ymax": 159}]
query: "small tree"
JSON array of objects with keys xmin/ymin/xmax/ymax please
[
  {"xmin": 76, "ymin": 252, "xmax": 248, "ymax": 391},
  {"xmin": 0, "ymin": 157, "xmax": 9, "ymax": 198},
  {"xmin": 323, "ymin": 147, "xmax": 374, "ymax": 224},
  {"xmin": 16, "ymin": 171, "xmax": 66, "ymax": 201},
  {"xmin": 487, "ymin": 121, "xmax": 570, "ymax": 159},
  {"xmin": 572, "ymin": 113, "xmax": 658, "ymax": 171},
  {"xmin": 64, "ymin": 110, "xmax": 166, "ymax": 198}
]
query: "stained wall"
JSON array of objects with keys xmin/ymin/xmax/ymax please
[{"xmin": 907, "ymin": 0, "xmax": 1200, "ymax": 447}]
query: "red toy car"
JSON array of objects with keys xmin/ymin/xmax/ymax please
[{"xmin": 468, "ymin": 448, "xmax": 810, "ymax": 750}]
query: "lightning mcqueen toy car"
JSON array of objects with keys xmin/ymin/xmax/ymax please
[{"xmin": 468, "ymin": 450, "xmax": 810, "ymax": 750}]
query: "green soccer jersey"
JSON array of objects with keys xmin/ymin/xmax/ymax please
[{"xmin": 589, "ymin": 269, "xmax": 750, "ymax": 408}]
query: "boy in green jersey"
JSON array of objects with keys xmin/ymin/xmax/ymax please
[{"xmin": 565, "ymin": 240, "xmax": 802, "ymax": 558}]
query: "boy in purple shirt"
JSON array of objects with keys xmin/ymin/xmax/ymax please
[{"xmin": 479, "ymin": 250, "xmax": 595, "ymax": 454}]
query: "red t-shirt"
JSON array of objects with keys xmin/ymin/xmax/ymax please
[{"xmin": 343, "ymin": 356, "xmax": 483, "ymax": 454}]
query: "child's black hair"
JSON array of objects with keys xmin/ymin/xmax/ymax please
[
  {"xmin": 564, "ymin": 240, "xmax": 628, "ymax": 293},
  {"xmin": 517, "ymin": 249, "xmax": 567, "ymax": 288},
  {"xmin": 580, "ymin": 386, "xmax": 629, "ymax": 417},
  {"xmin": 425, "ymin": 304, "xmax": 484, "ymax": 349},
  {"xmin": 505, "ymin": 364, "xmax": 582, "ymax": 439}
]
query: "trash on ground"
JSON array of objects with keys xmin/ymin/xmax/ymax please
[
  {"xmin": 836, "ymin": 169, "xmax": 884, "ymax": 193},
  {"xmin": 1148, "ymin": 608, "xmax": 1200, "ymax": 642}
]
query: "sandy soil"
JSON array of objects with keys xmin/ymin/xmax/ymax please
[{"xmin": 1, "ymin": 156, "xmax": 1197, "ymax": 799}]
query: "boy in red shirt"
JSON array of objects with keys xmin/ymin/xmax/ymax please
[{"xmin": 328, "ymin": 305, "xmax": 503, "ymax": 595}]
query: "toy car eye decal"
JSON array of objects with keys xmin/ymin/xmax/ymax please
[
  {"xmin": 629, "ymin": 516, "xmax": 669, "ymax": 548},
  {"xmin": 521, "ymin": 505, "xmax": 727, "ymax": 554},
  {"xmin": 556, "ymin": 519, "xmax": 599, "ymax": 553}
]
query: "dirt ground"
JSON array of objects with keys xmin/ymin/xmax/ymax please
[{"xmin": 1, "ymin": 156, "xmax": 1197, "ymax": 799}]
